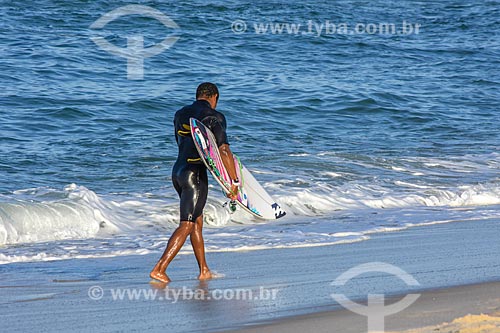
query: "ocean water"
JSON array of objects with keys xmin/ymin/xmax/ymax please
[{"xmin": 0, "ymin": 1, "xmax": 499, "ymax": 264}]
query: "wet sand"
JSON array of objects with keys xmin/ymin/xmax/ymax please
[{"xmin": 1, "ymin": 218, "xmax": 499, "ymax": 332}]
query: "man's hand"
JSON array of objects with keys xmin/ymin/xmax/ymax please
[
  {"xmin": 228, "ymin": 184, "xmax": 239, "ymax": 201},
  {"xmin": 219, "ymin": 143, "xmax": 240, "ymax": 201}
]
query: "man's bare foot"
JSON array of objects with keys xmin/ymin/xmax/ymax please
[
  {"xmin": 149, "ymin": 280, "xmax": 168, "ymax": 289},
  {"xmin": 150, "ymin": 270, "xmax": 171, "ymax": 283},
  {"xmin": 198, "ymin": 269, "xmax": 212, "ymax": 280}
]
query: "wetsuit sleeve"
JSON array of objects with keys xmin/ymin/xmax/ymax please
[{"xmin": 205, "ymin": 113, "xmax": 229, "ymax": 147}]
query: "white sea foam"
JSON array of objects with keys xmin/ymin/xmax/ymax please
[
  {"xmin": 394, "ymin": 181, "xmax": 430, "ymax": 189},
  {"xmin": 0, "ymin": 249, "xmax": 152, "ymax": 265},
  {"xmin": 0, "ymin": 184, "xmax": 244, "ymax": 247},
  {"xmin": 277, "ymin": 181, "xmax": 500, "ymax": 216},
  {"xmin": 1, "ymin": 180, "xmax": 499, "ymax": 248},
  {"xmin": 0, "ymin": 169, "xmax": 499, "ymax": 264},
  {"xmin": 321, "ymin": 171, "xmax": 344, "ymax": 178},
  {"xmin": 0, "ymin": 184, "xmax": 123, "ymax": 245}
]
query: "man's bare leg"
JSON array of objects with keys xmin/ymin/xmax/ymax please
[
  {"xmin": 190, "ymin": 214, "xmax": 212, "ymax": 280},
  {"xmin": 150, "ymin": 221, "xmax": 194, "ymax": 283}
]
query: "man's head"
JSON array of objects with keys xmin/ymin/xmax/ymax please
[{"xmin": 196, "ymin": 82, "xmax": 219, "ymax": 109}]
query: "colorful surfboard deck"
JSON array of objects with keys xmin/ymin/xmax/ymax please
[{"xmin": 190, "ymin": 117, "xmax": 286, "ymax": 220}]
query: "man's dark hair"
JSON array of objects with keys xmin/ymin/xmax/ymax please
[{"xmin": 196, "ymin": 82, "xmax": 219, "ymax": 101}]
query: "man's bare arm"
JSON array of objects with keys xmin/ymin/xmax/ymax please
[{"xmin": 219, "ymin": 143, "xmax": 239, "ymax": 199}]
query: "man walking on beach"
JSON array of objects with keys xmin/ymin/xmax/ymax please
[{"xmin": 150, "ymin": 82, "xmax": 239, "ymax": 283}]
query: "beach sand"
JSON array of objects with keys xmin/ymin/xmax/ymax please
[
  {"xmin": 231, "ymin": 282, "xmax": 500, "ymax": 333},
  {"xmin": 1, "ymin": 218, "xmax": 499, "ymax": 332},
  {"xmin": 391, "ymin": 312, "xmax": 500, "ymax": 333}
]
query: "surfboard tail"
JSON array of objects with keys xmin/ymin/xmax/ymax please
[{"xmin": 190, "ymin": 117, "xmax": 286, "ymax": 220}]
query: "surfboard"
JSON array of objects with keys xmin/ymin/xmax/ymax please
[{"xmin": 190, "ymin": 117, "xmax": 286, "ymax": 220}]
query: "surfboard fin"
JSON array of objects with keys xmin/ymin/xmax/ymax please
[{"xmin": 222, "ymin": 200, "xmax": 237, "ymax": 213}]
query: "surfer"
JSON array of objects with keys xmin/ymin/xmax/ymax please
[{"xmin": 150, "ymin": 82, "xmax": 239, "ymax": 283}]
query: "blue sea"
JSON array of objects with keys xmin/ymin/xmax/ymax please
[{"xmin": 1, "ymin": 1, "xmax": 499, "ymax": 264}]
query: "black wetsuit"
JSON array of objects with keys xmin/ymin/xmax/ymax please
[{"xmin": 172, "ymin": 100, "xmax": 229, "ymax": 222}]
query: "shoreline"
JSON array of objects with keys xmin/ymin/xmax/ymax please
[{"xmin": 1, "ymin": 218, "xmax": 499, "ymax": 332}]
